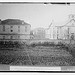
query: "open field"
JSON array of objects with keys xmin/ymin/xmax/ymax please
[{"xmin": 0, "ymin": 44, "xmax": 75, "ymax": 66}]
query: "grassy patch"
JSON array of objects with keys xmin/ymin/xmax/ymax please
[{"xmin": 0, "ymin": 41, "xmax": 74, "ymax": 66}]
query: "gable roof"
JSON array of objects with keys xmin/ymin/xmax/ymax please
[
  {"xmin": 61, "ymin": 19, "xmax": 75, "ymax": 27},
  {"xmin": 54, "ymin": 19, "xmax": 75, "ymax": 27},
  {"xmin": 0, "ymin": 19, "xmax": 30, "ymax": 25},
  {"xmin": 54, "ymin": 14, "xmax": 75, "ymax": 27}
]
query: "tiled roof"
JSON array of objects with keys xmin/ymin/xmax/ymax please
[{"xmin": 1, "ymin": 19, "xmax": 30, "ymax": 25}]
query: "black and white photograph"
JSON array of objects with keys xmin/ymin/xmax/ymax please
[{"xmin": 0, "ymin": 1, "xmax": 75, "ymax": 71}]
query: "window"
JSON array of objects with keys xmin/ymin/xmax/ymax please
[
  {"xmin": 10, "ymin": 26, "xmax": 13, "ymax": 32},
  {"xmin": 11, "ymin": 30, "xmax": 13, "ymax": 32},
  {"xmin": 18, "ymin": 26, "xmax": 20, "ymax": 32},
  {"xmin": 3, "ymin": 36, "xmax": 5, "ymax": 39},
  {"xmin": 18, "ymin": 26, "xmax": 20, "ymax": 28},
  {"xmin": 10, "ymin": 36, "xmax": 13, "ymax": 39},
  {"xmin": 10, "ymin": 26, "xmax": 13, "ymax": 28},
  {"xmin": 25, "ymin": 26, "xmax": 27, "ymax": 32},
  {"xmin": 3, "ymin": 25, "xmax": 5, "ymax": 31},
  {"xmin": 18, "ymin": 36, "xmax": 20, "ymax": 39}
]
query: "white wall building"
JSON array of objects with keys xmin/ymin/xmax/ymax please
[
  {"xmin": 45, "ymin": 21, "xmax": 57, "ymax": 39},
  {"xmin": 0, "ymin": 19, "xmax": 31, "ymax": 41},
  {"xmin": 32, "ymin": 28, "xmax": 46, "ymax": 39},
  {"xmin": 45, "ymin": 14, "xmax": 75, "ymax": 40}
]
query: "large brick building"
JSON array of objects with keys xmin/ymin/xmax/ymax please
[{"xmin": 0, "ymin": 19, "xmax": 31, "ymax": 41}]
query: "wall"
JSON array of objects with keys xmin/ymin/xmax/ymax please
[
  {"xmin": 0, "ymin": 24, "xmax": 31, "ymax": 40},
  {"xmin": 33, "ymin": 28, "xmax": 45, "ymax": 39}
]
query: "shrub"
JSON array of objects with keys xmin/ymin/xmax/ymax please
[
  {"xmin": 29, "ymin": 41, "xmax": 56, "ymax": 47},
  {"xmin": 42, "ymin": 42, "xmax": 55, "ymax": 46},
  {"xmin": 57, "ymin": 42, "xmax": 64, "ymax": 46},
  {"xmin": 30, "ymin": 43, "xmax": 36, "ymax": 47}
]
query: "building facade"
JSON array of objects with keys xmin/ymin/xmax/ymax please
[
  {"xmin": 32, "ymin": 28, "xmax": 46, "ymax": 39},
  {"xmin": 0, "ymin": 19, "xmax": 31, "ymax": 41},
  {"xmin": 57, "ymin": 14, "xmax": 75, "ymax": 40},
  {"xmin": 45, "ymin": 21, "xmax": 57, "ymax": 39},
  {"xmin": 45, "ymin": 14, "xmax": 75, "ymax": 40}
]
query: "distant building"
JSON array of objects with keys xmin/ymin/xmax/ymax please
[
  {"xmin": 45, "ymin": 20, "xmax": 57, "ymax": 39},
  {"xmin": 32, "ymin": 28, "xmax": 46, "ymax": 39},
  {"xmin": 56, "ymin": 14, "xmax": 75, "ymax": 40},
  {"xmin": 0, "ymin": 19, "xmax": 31, "ymax": 41},
  {"xmin": 45, "ymin": 14, "xmax": 75, "ymax": 40},
  {"xmin": 30, "ymin": 30, "xmax": 34, "ymax": 39}
]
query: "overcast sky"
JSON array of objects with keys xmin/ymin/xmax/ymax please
[{"xmin": 0, "ymin": 4, "xmax": 75, "ymax": 29}]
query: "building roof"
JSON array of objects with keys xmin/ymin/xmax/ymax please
[
  {"xmin": 0, "ymin": 19, "xmax": 30, "ymax": 25},
  {"xmin": 53, "ymin": 14, "xmax": 75, "ymax": 27},
  {"xmin": 53, "ymin": 19, "xmax": 75, "ymax": 27}
]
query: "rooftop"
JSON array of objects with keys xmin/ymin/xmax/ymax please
[{"xmin": 0, "ymin": 19, "xmax": 30, "ymax": 25}]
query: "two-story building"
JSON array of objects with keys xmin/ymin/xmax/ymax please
[
  {"xmin": 45, "ymin": 14, "xmax": 75, "ymax": 40},
  {"xmin": 0, "ymin": 19, "xmax": 31, "ymax": 41}
]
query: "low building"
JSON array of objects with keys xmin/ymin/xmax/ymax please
[
  {"xmin": 0, "ymin": 19, "xmax": 31, "ymax": 41},
  {"xmin": 32, "ymin": 28, "xmax": 46, "ymax": 39}
]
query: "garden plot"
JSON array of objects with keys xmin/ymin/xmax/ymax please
[{"xmin": 0, "ymin": 45, "xmax": 74, "ymax": 66}]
